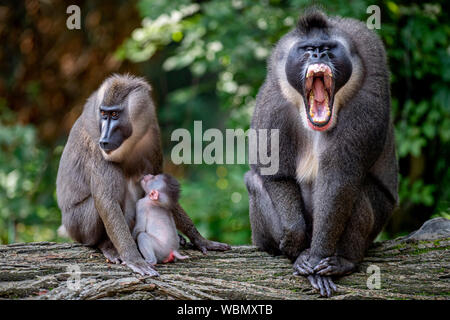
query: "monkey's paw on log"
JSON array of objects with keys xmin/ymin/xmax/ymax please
[{"xmin": 0, "ymin": 218, "xmax": 449, "ymax": 300}]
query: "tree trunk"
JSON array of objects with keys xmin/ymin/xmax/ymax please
[{"xmin": 0, "ymin": 218, "xmax": 449, "ymax": 300}]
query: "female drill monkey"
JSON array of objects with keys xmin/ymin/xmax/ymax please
[{"xmin": 57, "ymin": 74, "xmax": 230, "ymax": 276}]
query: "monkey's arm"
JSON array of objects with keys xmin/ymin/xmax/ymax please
[
  {"xmin": 253, "ymin": 174, "xmax": 308, "ymax": 260},
  {"xmin": 137, "ymin": 233, "xmax": 157, "ymax": 265},
  {"xmin": 172, "ymin": 203, "xmax": 231, "ymax": 253},
  {"xmin": 132, "ymin": 202, "xmax": 147, "ymax": 240},
  {"xmin": 91, "ymin": 167, "xmax": 158, "ymax": 276},
  {"xmin": 308, "ymin": 166, "xmax": 361, "ymax": 262}
]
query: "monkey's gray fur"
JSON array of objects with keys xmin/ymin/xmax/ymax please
[
  {"xmin": 57, "ymin": 74, "xmax": 230, "ymax": 276},
  {"xmin": 245, "ymin": 9, "xmax": 398, "ymax": 297}
]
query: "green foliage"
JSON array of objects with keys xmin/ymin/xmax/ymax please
[
  {"xmin": 383, "ymin": 2, "xmax": 449, "ymax": 213},
  {"xmin": 0, "ymin": 119, "xmax": 62, "ymax": 243},
  {"xmin": 179, "ymin": 165, "xmax": 251, "ymax": 245}
]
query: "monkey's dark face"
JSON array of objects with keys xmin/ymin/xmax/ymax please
[
  {"xmin": 98, "ymin": 105, "xmax": 132, "ymax": 153},
  {"xmin": 285, "ymin": 38, "xmax": 352, "ymax": 131}
]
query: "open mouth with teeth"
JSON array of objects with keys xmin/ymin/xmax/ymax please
[{"xmin": 304, "ymin": 63, "xmax": 334, "ymax": 131}]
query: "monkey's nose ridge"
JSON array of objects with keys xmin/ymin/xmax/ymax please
[
  {"xmin": 99, "ymin": 140, "xmax": 108, "ymax": 148},
  {"xmin": 99, "ymin": 140, "xmax": 114, "ymax": 152}
]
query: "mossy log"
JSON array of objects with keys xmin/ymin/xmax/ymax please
[{"xmin": 0, "ymin": 218, "xmax": 449, "ymax": 300}]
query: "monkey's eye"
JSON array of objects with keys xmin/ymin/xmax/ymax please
[
  {"xmin": 305, "ymin": 47, "xmax": 314, "ymax": 51},
  {"xmin": 100, "ymin": 111, "xmax": 107, "ymax": 118},
  {"xmin": 111, "ymin": 112, "xmax": 119, "ymax": 119}
]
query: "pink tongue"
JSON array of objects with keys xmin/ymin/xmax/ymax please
[{"xmin": 313, "ymin": 78, "xmax": 325, "ymax": 103}]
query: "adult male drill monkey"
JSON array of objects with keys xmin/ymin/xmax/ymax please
[
  {"xmin": 245, "ymin": 10, "xmax": 398, "ymax": 296},
  {"xmin": 57, "ymin": 74, "xmax": 230, "ymax": 276}
]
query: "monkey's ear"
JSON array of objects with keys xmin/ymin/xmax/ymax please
[
  {"xmin": 143, "ymin": 174, "xmax": 154, "ymax": 182},
  {"xmin": 140, "ymin": 179, "xmax": 147, "ymax": 191},
  {"xmin": 149, "ymin": 190, "xmax": 159, "ymax": 201}
]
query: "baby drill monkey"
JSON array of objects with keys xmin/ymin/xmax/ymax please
[{"xmin": 133, "ymin": 174, "xmax": 188, "ymax": 264}]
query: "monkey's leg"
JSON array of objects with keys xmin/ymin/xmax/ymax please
[
  {"xmin": 246, "ymin": 173, "xmax": 336, "ymax": 296},
  {"xmin": 315, "ymin": 180, "xmax": 396, "ymax": 277},
  {"xmin": 62, "ymin": 197, "xmax": 105, "ymax": 245},
  {"xmin": 172, "ymin": 203, "xmax": 231, "ymax": 253},
  {"xmin": 62, "ymin": 197, "xmax": 123, "ymax": 263},
  {"xmin": 136, "ymin": 233, "xmax": 158, "ymax": 265},
  {"xmin": 245, "ymin": 171, "xmax": 308, "ymax": 261}
]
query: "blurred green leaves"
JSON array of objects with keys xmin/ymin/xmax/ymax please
[
  {"xmin": 179, "ymin": 164, "xmax": 251, "ymax": 245},
  {"xmin": 0, "ymin": 121, "xmax": 62, "ymax": 243},
  {"xmin": 116, "ymin": 3, "xmax": 200, "ymax": 62}
]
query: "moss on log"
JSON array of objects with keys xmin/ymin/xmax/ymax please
[{"xmin": 0, "ymin": 218, "xmax": 449, "ymax": 300}]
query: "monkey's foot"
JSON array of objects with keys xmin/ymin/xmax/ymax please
[
  {"xmin": 313, "ymin": 256, "xmax": 356, "ymax": 276},
  {"xmin": 99, "ymin": 240, "xmax": 121, "ymax": 264},
  {"xmin": 193, "ymin": 238, "xmax": 231, "ymax": 254},
  {"xmin": 123, "ymin": 258, "xmax": 159, "ymax": 277},
  {"xmin": 307, "ymin": 274, "xmax": 337, "ymax": 298},
  {"xmin": 293, "ymin": 249, "xmax": 314, "ymax": 275}
]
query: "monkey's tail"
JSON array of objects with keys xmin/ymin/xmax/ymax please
[{"xmin": 57, "ymin": 225, "xmax": 69, "ymax": 238}]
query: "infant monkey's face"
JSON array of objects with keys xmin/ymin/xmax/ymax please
[{"xmin": 141, "ymin": 174, "xmax": 171, "ymax": 207}]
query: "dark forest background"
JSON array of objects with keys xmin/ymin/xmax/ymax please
[{"xmin": 0, "ymin": 0, "xmax": 448, "ymax": 245}]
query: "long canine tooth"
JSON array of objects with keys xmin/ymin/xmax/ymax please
[{"xmin": 309, "ymin": 92, "xmax": 315, "ymax": 118}]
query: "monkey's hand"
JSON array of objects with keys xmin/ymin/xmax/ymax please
[
  {"xmin": 307, "ymin": 274, "xmax": 337, "ymax": 298},
  {"xmin": 192, "ymin": 238, "xmax": 231, "ymax": 254},
  {"xmin": 313, "ymin": 256, "xmax": 356, "ymax": 276},
  {"xmin": 293, "ymin": 248, "xmax": 314, "ymax": 275},
  {"xmin": 293, "ymin": 249, "xmax": 338, "ymax": 298},
  {"xmin": 122, "ymin": 257, "xmax": 159, "ymax": 277}
]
